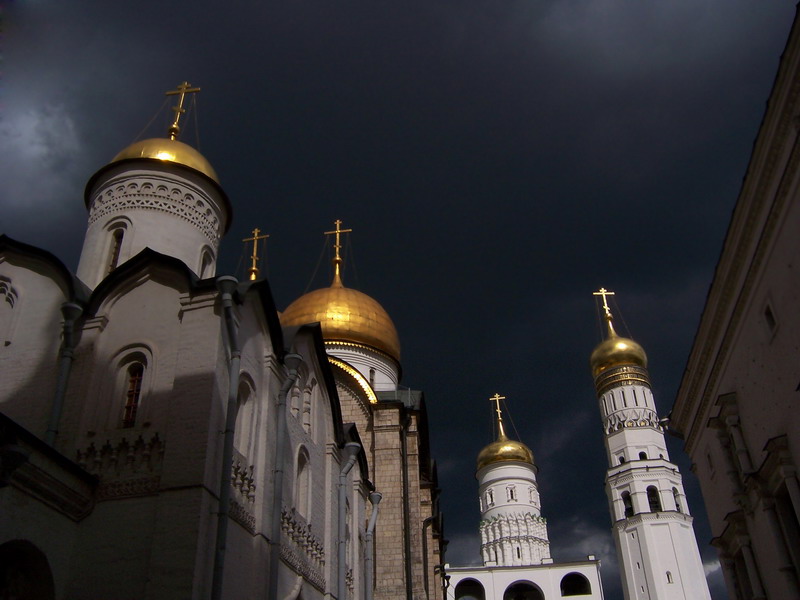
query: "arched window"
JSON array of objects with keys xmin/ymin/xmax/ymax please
[
  {"xmin": 503, "ymin": 581, "xmax": 544, "ymax": 600},
  {"xmin": 122, "ymin": 362, "xmax": 144, "ymax": 428},
  {"xmin": 296, "ymin": 448, "xmax": 311, "ymax": 519},
  {"xmin": 454, "ymin": 579, "xmax": 485, "ymax": 600},
  {"xmin": 199, "ymin": 249, "xmax": 215, "ymax": 279},
  {"xmin": 507, "ymin": 485, "xmax": 517, "ymax": 501},
  {"xmin": 639, "ymin": 451, "xmax": 647, "ymax": 460},
  {"xmin": 560, "ymin": 572, "xmax": 592, "ymax": 596},
  {"xmin": 234, "ymin": 378, "xmax": 257, "ymax": 458},
  {"xmin": 107, "ymin": 228, "xmax": 125, "ymax": 274},
  {"xmin": 673, "ymin": 488, "xmax": 682, "ymax": 514},
  {"xmin": 618, "ymin": 455, "xmax": 626, "ymax": 464},
  {"xmin": 621, "ymin": 491, "xmax": 634, "ymax": 518},
  {"xmin": 647, "ymin": 486, "xmax": 662, "ymax": 512},
  {"xmin": 666, "ymin": 571, "xmax": 674, "ymax": 584}
]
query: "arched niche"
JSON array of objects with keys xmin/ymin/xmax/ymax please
[
  {"xmin": 503, "ymin": 580, "xmax": 544, "ymax": 600},
  {"xmin": 560, "ymin": 571, "xmax": 592, "ymax": 596},
  {"xmin": 454, "ymin": 578, "xmax": 485, "ymax": 600}
]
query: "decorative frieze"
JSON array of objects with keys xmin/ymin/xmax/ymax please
[
  {"xmin": 88, "ymin": 176, "xmax": 222, "ymax": 245},
  {"xmin": 77, "ymin": 433, "xmax": 165, "ymax": 479},
  {"xmin": 281, "ymin": 507, "xmax": 325, "ymax": 589}
]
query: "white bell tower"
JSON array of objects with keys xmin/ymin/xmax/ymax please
[
  {"xmin": 475, "ymin": 394, "xmax": 551, "ymax": 567},
  {"xmin": 590, "ymin": 289, "xmax": 711, "ymax": 600}
]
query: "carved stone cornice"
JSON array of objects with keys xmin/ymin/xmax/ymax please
[{"xmin": 12, "ymin": 460, "xmax": 94, "ymax": 521}]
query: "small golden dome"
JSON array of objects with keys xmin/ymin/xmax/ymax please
[
  {"xmin": 590, "ymin": 334, "xmax": 647, "ymax": 378},
  {"xmin": 111, "ymin": 138, "xmax": 219, "ymax": 183},
  {"xmin": 280, "ymin": 280, "xmax": 401, "ymax": 362},
  {"xmin": 477, "ymin": 435, "xmax": 534, "ymax": 471}
]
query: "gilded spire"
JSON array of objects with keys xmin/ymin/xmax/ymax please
[
  {"xmin": 165, "ymin": 81, "xmax": 201, "ymax": 141},
  {"xmin": 593, "ymin": 287, "xmax": 618, "ymax": 338},
  {"xmin": 243, "ymin": 228, "xmax": 269, "ymax": 281},
  {"xmin": 323, "ymin": 219, "xmax": 352, "ymax": 288},
  {"xmin": 489, "ymin": 393, "xmax": 509, "ymax": 440}
]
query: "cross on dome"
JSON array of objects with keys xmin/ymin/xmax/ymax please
[
  {"xmin": 593, "ymin": 287, "xmax": 619, "ymax": 338},
  {"xmin": 165, "ymin": 81, "xmax": 201, "ymax": 141},
  {"xmin": 324, "ymin": 219, "xmax": 353, "ymax": 287},
  {"xmin": 243, "ymin": 227, "xmax": 269, "ymax": 281},
  {"xmin": 489, "ymin": 393, "xmax": 509, "ymax": 440}
]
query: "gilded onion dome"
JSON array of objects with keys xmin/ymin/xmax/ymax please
[
  {"xmin": 111, "ymin": 138, "xmax": 220, "ymax": 183},
  {"xmin": 477, "ymin": 395, "xmax": 534, "ymax": 471},
  {"xmin": 590, "ymin": 291, "xmax": 647, "ymax": 378},
  {"xmin": 279, "ymin": 221, "xmax": 401, "ymax": 362}
]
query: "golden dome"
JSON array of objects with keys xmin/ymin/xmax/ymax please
[
  {"xmin": 590, "ymin": 322, "xmax": 647, "ymax": 378},
  {"xmin": 280, "ymin": 276, "xmax": 401, "ymax": 362},
  {"xmin": 477, "ymin": 435, "xmax": 534, "ymax": 471},
  {"xmin": 111, "ymin": 138, "xmax": 219, "ymax": 183}
]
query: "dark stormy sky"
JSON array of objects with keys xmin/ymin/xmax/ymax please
[{"xmin": 2, "ymin": 2, "xmax": 798, "ymax": 598}]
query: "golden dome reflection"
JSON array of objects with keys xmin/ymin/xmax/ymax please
[
  {"xmin": 279, "ymin": 283, "xmax": 401, "ymax": 362},
  {"xmin": 111, "ymin": 138, "xmax": 220, "ymax": 183},
  {"xmin": 590, "ymin": 335, "xmax": 647, "ymax": 378},
  {"xmin": 476, "ymin": 436, "xmax": 535, "ymax": 472}
]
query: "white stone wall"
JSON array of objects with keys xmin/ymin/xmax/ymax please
[
  {"xmin": 446, "ymin": 560, "xmax": 604, "ymax": 600},
  {"xmin": 0, "ymin": 254, "xmax": 69, "ymax": 436},
  {"xmin": 77, "ymin": 164, "xmax": 228, "ymax": 289}
]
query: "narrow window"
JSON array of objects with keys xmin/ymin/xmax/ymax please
[
  {"xmin": 122, "ymin": 363, "xmax": 144, "ymax": 427},
  {"xmin": 487, "ymin": 489, "xmax": 494, "ymax": 506},
  {"xmin": 516, "ymin": 547, "xmax": 521, "ymax": 559},
  {"xmin": 619, "ymin": 455, "xmax": 626, "ymax": 464},
  {"xmin": 622, "ymin": 492, "xmax": 634, "ymax": 518},
  {"xmin": 647, "ymin": 486, "xmax": 662, "ymax": 512},
  {"xmin": 507, "ymin": 485, "xmax": 516, "ymax": 501},
  {"xmin": 369, "ymin": 368, "xmax": 376, "ymax": 387},
  {"xmin": 108, "ymin": 229, "xmax": 124, "ymax": 274},
  {"xmin": 666, "ymin": 571, "xmax": 673, "ymax": 583},
  {"xmin": 639, "ymin": 451, "xmax": 647, "ymax": 460},
  {"xmin": 764, "ymin": 303, "xmax": 777, "ymax": 335},
  {"xmin": 673, "ymin": 488, "xmax": 682, "ymax": 514},
  {"xmin": 296, "ymin": 450, "xmax": 311, "ymax": 519}
]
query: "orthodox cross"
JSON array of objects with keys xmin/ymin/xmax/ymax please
[
  {"xmin": 165, "ymin": 81, "xmax": 201, "ymax": 140},
  {"xmin": 489, "ymin": 393, "xmax": 508, "ymax": 438},
  {"xmin": 324, "ymin": 219, "xmax": 352, "ymax": 283},
  {"xmin": 243, "ymin": 228, "xmax": 269, "ymax": 281},
  {"xmin": 593, "ymin": 287, "xmax": 615, "ymax": 319}
]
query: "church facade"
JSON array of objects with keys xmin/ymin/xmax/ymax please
[
  {"xmin": 0, "ymin": 87, "xmax": 442, "ymax": 600},
  {"xmin": 672, "ymin": 7, "xmax": 800, "ymax": 600}
]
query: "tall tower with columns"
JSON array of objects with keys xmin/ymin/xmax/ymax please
[
  {"xmin": 590, "ymin": 289, "xmax": 711, "ymax": 600},
  {"xmin": 475, "ymin": 394, "xmax": 550, "ymax": 567}
]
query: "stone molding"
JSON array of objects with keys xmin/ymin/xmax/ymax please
[
  {"xmin": 96, "ymin": 475, "xmax": 160, "ymax": 501},
  {"xmin": 88, "ymin": 174, "xmax": 222, "ymax": 246},
  {"xmin": 11, "ymin": 460, "xmax": 94, "ymax": 521},
  {"xmin": 614, "ymin": 510, "xmax": 694, "ymax": 528}
]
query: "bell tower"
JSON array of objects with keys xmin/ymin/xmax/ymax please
[
  {"xmin": 475, "ymin": 394, "xmax": 551, "ymax": 567},
  {"xmin": 590, "ymin": 289, "xmax": 711, "ymax": 600}
]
